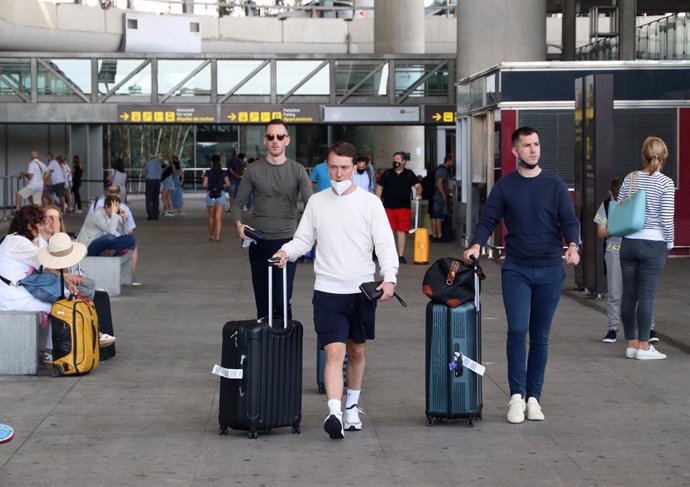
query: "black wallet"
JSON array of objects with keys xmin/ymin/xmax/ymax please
[
  {"xmin": 359, "ymin": 281, "xmax": 407, "ymax": 307},
  {"xmin": 244, "ymin": 227, "xmax": 265, "ymax": 241}
]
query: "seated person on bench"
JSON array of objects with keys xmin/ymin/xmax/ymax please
[{"xmin": 77, "ymin": 195, "xmax": 136, "ymax": 257}]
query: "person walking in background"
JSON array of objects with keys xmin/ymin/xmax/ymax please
[
  {"xmin": 203, "ymin": 155, "xmax": 230, "ymax": 242},
  {"xmin": 463, "ymin": 126, "xmax": 580, "ymax": 424},
  {"xmin": 171, "ymin": 156, "xmax": 185, "ymax": 215},
  {"xmin": 71, "ymin": 155, "xmax": 83, "ymax": 213},
  {"xmin": 144, "ymin": 154, "xmax": 162, "ymax": 220},
  {"xmin": 272, "ymin": 141, "xmax": 398, "ymax": 440},
  {"xmin": 618, "ymin": 137, "xmax": 675, "ymax": 360},
  {"xmin": 58, "ymin": 156, "xmax": 73, "ymax": 213},
  {"xmin": 226, "ymin": 150, "xmax": 245, "ymax": 206},
  {"xmin": 375, "ymin": 151, "xmax": 422, "ymax": 264},
  {"xmin": 310, "ymin": 153, "xmax": 331, "ymax": 192},
  {"xmin": 231, "ymin": 118, "xmax": 312, "ymax": 320},
  {"xmin": 46, "ymin": 152, "xmax": 66, "ymax": 212},
  {"xmin": 16, "ymin": 150, "xmax": 48, "ymax": 209},
  {"xmin": 108, "ymin": 158, "xmax": 128, "ymax": 203},
  {"xmin": 160, "ymin": 157, "xmax": 175, "ymax": 217},
  {"xmin": 431, "ymin": 154, "xmax": 455, "ymax": 241},
  {"xmin": 594, "ymin": 177, "xmax": 661, "ymax": 345},
  {"xmin": 353, "ymin": 155, "xmax": 375, "ymax": 193}
]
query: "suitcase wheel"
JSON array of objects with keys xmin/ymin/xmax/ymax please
[
  {"xmin": 466, "ymin": 417, "xmax": 475, "ymax": 428},
  {"xmin": 292, "ymin": 424, "xmax": 301, "ymax": 434},
  {"xmin": 218, "ymin": 425, "xmax": 228, "ymax": 436},
  {"xmin": 426, "ymin": 415, "xmax": 436, "ymax": 427},
  {"xmin": 248, "ymin": 432, "xmax": 258, "ymax": 439},
  {"xmin": 50, "ymin": 365, "xmax": 64, "ymax": 377}
]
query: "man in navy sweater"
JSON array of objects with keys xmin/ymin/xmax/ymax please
[{"xmin": 463, "ymin": 126, "xmax": 580, "ymax": 424}]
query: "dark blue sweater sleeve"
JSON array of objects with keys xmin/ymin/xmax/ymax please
[
  {"xmin": 471, "ymin": 181, "xmax": 504, "ymax": 247},
  {"xmin": 557, "ymin": 181, "xmax": 580, "ymax": 245}
]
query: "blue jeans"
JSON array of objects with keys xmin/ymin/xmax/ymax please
[
  {"xmin": 87, "ymin": 234, "xmax": 136, "ymax": 256},
  {"xmin": 619, "ymin": 238, "xmax": 667, "ymax": 341},
  {"xmin": 501, "ymin": 261, "xmax": 565, "ymax": 401}
]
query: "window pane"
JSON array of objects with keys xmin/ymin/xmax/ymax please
[
  {"xmin": 276, "ymin": 60, "xmax": 329, "ymax": 95},
  {"xmin": 158, "ymin": 60, "xmax": 210, "ymax": 96},
  {"xmin": 98, "ymin": 59, "xmax": 151, "ymax": 97}
]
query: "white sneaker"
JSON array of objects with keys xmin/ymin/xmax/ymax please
[
  {"xmin": 99, "ymin": 333, "xmax": 116, "ymax": 348},
  {"xmin": 526, "ymin": 397, "xmax": 545, "ymax": 421},
  {"xmin": 344, "ymin": 404, "xmax": 364, "ymax": 431},
  {"xmin": 625, "ymin": 347, "xmax": 638, "ymax": 359},
  {"xmin": 323, "ymin": 412, "xmax": 344, "ymax": 440},
  {"xmin": 635, "ymin": 345, "xmax": 667, "ymax": 360},
  {"xmin": 506, "ymin": 394, "xmax": 526, "ymax": 424}
]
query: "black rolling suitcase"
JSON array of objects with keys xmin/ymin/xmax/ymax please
[
  {"xmin": 425, "ymin": 259, "xmax": 484, "ymax": 427},
  {"xmin": 93, "ymin": 290, "xmax": 116, "ymax": 360},
  {"xmin": 216, "ymin": 262, "xmax": 303, "ymax": 439}
]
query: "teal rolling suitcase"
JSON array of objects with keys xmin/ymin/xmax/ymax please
[{"xmin": 425, "ymin": 270, "xmax": 482, "ymax": 427}]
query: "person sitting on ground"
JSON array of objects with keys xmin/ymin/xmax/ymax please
[{"xmin": 77, "ymin": 195, "xmax": 136, "ymax": 257}]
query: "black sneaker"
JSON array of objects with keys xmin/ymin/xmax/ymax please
[
  {"xmin": 399, "ymin": 256, "xmax": 407, "ymax": 264},
  {"xmin": 602, "ymin": 330, "xmax": 617, "ymax": 343},
  {"xmin": 648, "ymin": 330, "xmax": 660, "ymax": 343},
  {"xmin": 323, "ymin": 413, "xmax": 344, "ymax": 440}
]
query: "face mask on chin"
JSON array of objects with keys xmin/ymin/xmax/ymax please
[
  {"xmin": 392, "ymin": 161, "xmax": 401, "ymax": 169},
  {"xmin": 356, "ymin": 168, "xmax": 366, "ymax": 174},
  {"xmin": 330, "ymin": 179, "xmax": 352, "ymax": 196},
  {"xmin": 517, "ymin": 157, "xmax": 538, "ymax": 170}
]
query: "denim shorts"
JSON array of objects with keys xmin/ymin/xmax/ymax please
[
  {"xmin": 312, "ymin": 290, "xmax": 377, "ymax": 346},
  {"xmin": 431, "ymin": 198, "xmax": 447, "ymax": 220},
  {"xmin": 206, "ymin": 194, "xmax": 228, "ymax": 206}
]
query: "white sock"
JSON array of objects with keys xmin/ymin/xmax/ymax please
[
  {"xmin": 346, "ymin": 389, "xmax": 361, "ymax": 409},
  {"xmin": 328, "ymin": 399, "xmax": 341, "ymax": 416}
]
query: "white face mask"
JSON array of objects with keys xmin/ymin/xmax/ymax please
[{"xmin": 330, "ymin": 179, "xmax": 352, "ymax": 196}]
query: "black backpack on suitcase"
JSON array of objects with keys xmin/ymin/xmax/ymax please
[{"xmin": 216, "ymin": 263, "xmax": 303, "ymax": 439}]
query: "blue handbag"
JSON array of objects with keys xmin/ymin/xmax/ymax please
[
  {"xmin": 607, "ymin": 172, "xmax": 647, "ymax": 237},
  {"xmin": 0, "ymin": 270, "xmax": 63, "ymax": 303}
]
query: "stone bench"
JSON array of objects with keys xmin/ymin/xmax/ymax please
[
  {"xmin": 0, "ymin": 312, "xmax": 45, "ymax": 375},
  {"xmin": 78, "ymin": 253, "xmax": 133, "ymax": 297}
]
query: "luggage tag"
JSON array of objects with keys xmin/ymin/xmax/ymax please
[
  {"xmin": 448, "ymin": 351, "xmax": 485, "ymax": 377},
  {"xmin": 211, "ymin": 355, "xmax": 245, "ymax": 379}
]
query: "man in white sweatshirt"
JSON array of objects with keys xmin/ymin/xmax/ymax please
[{"xmin": 273, "ymin": 141, "xmax": 399, "ymax": 440}]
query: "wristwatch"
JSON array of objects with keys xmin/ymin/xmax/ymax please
[{"xmin": 568, "ymin": 242, "xmax": 580, "ymax": 251}]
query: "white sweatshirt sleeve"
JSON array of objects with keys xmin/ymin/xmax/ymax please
[{"xmin": 281, "ymin": 200, "xmax": 315, "ymax": 261}]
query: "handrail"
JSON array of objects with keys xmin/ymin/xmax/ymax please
[
  {"xmin": 577, "ymin": 12, "xmax": 690, "ymax": 61},
  {"xmin": 0, "ymin": 175, "xmax": 22, "ymax": 221}
]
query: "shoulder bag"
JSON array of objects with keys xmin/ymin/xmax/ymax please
[
  {"xmin": 607, "ymin": 171, "xmax": 647, "ymax": 237},
  {"xmin": 0, "ymin": 269, "xmax": 62, "ymax": 303},
  {"xmin": 422, "ymin": 257, "xmax": 485, "ymax": 308}
]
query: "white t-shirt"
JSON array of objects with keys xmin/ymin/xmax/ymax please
[
  {"xmin": 281, "ymin": 185, "xmax": 398, "ymax": 294},
  {"xmin": 27, "ymin": 159, "xmax": 48, "ymax": 191},
  {"xmin": 48, "ymin": 159, "xmax": 65, "ymax": 185},
  {"xmin": 61, "ymin": 163, "xmax": 73, "ymax": 189}
]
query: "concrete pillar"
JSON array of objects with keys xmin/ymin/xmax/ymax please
[
  {"xmin": 457, "ymin": 0, "xmax": 547, "ymax": 78},
  {"xmin": 373, "ymin": 0, "xmax": 425, "ymax": 175},
  {"xmin": 562, "ymin": 0, "xmax": 577, "ymax": 60},
  {"xmin": 70, "ymin": 124, "xmax": 104, "ymax": 202},
  {"xmin": 617, "ymin": 0, "xmax": 637, "ymax": 60},
  {"xmin": 182, "ymin": 0, "xmax": 194, "ymax": 14}
]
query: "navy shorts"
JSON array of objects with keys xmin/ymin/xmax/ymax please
[{"xmin": 312, "ymin": 290, "xmax": 377, "ymax": 347}]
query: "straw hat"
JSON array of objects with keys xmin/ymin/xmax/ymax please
[{"xmin": 38, "ymin": 232, "xmax": 87, "ymax": 270}]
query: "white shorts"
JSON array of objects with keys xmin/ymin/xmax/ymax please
[{"xmin": 18, "ymin": 186, "xmax": 42, "ymax": 203}]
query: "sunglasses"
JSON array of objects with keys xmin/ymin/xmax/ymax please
[{"xmin": 264, "ymin": 134, "xmax": 288, "ymax": 142}]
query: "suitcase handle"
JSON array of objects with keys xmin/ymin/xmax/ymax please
[{"xmin": 267, "ymin": 259, "xmax": 288, "ymax": 329}]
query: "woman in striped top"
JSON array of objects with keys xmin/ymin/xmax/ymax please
[{"xmin": 618, "ymin": 136, "xmax": 675, "ymax": 360}]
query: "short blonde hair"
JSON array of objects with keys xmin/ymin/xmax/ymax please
[{"xmin": 641, "ymin": 136, "xmax": 668, "ymax": 174}]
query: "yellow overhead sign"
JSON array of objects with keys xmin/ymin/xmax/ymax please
[{"xmin": 117, "ymin": 105, "xmax": 217, "ymax": 123}]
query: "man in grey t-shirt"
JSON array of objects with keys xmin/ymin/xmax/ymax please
[{"xmin": 231, "ymin": 119, "xmax": 312, "ymax": 320}]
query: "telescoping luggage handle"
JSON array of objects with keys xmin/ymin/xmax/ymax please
[
  {"xmin": 267, "ymin": 257, "xmax": 288, "ymax": 329},
  {"xmin": 409, "ymin": 198, "xmax": 420, "ymax": 235}
]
